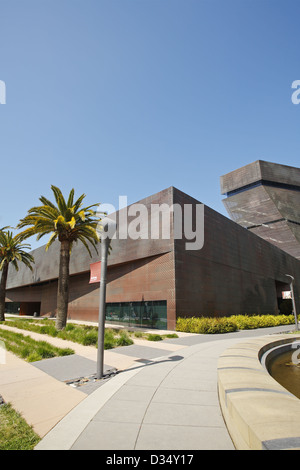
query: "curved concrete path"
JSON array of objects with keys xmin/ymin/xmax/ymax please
[
  {"xmin": 34, "ymin": 325, "xmax": 295, "ymax": 450},
  {"xmin": 0, "ymin": 319, "xmax": 296, "ymax": 450}
]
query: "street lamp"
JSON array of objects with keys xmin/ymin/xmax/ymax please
[
  {"xmin": 285, "ymin": 274, "xmax": 298, "ymax": 331},
  {"xmin": 96, "ymin": 217, "xmax": 117, "ymax": 379}
]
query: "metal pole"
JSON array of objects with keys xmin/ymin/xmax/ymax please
[
  {"xmin": 291, "ymin": 281, "xmax": 298, "ymax": 332},
  {"xmin": 96, "ymin": 235, "xmax": 109, "ymax": 379},
  {"xmin": 96, "ymin": 218, "xmax": 117, "ymax": 380},
  {"xmin": 286, "ymin": 274, "xmax": 298, "ymax": 331}
]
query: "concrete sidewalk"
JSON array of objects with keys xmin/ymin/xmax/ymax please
[
  {"xmin": 36, "ymin": 338, "xmax": 240, "ymax": 450},
  {"xmin": 0, "ymin": 322, "xmax": 190, "ymax": 439},
  {"xmin": 0, "ymin": 322, "xmax": 295, "ymax": 450}
]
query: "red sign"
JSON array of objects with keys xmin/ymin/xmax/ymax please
[{"xmin": 89, "ymin": 262, "xmax": 101, "ymax": 283}]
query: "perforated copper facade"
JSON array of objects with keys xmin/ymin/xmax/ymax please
[
  {"xmin": 221, "ymin": 160, "xmax": 300, "ymax": 260},
  {"xmin": 5, "ymin": 183, "xmax": 300, "ymax": 329}
]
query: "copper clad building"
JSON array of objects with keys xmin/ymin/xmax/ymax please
[
  {"xmin": 221, "ymin": 160, "xmax": 300, "ymax": 260},
  {"xmin": 5, "ymin": 170, "xmax": 300, "ymax": 330}
]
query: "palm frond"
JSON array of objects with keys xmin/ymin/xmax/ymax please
[
  {"xmin": 51, "ymin": 185, "xmax": 67, "ymax": 215},
  {"xmin": 39, "ymin": 196, "xmax": 58, "ymax": 210},
  {"xmin": 45, "ymin": 232, "xmax": 58, "ymax": 251},
  {"xmin": 0, "ymin": 230, "xmax": 34, "ymax": 272},
  {"xmin": 17, "ymin": 185, "xmax": 104, "ymax": 256},
  {"xmin": 67, "ymin": 188, "xmax": 75, "ymax": 208},
  {"xmin": 73, "ymin": 193, "xmax": 86, "ymax": 212}
]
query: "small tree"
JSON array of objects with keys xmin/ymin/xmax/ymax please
[
  {"xmin": 18, "ymin": 186, "xmax": 103, "ymax": 330},
  {"xmin": 0, "ymin": 229, "xmax": 34, "ymax": 321}
]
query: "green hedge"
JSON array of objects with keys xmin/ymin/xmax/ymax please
[
  {"xmin": 176, "ymin": 314, "xmax": 295, "ymax": 334},
  {"xmin": 230, "ymin": 314, "xmax": 294, "ymax": 330},
  {"xmin": 176, "ymin": 316, "xmax": 237, "ymax": 334}
]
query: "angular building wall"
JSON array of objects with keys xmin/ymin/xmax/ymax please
[
  {"xmin": 221, "ymin": 160, "xmax": 300, "ymax": 260},
  {"xmin": 172, "ymin": 187, "xmax": 300, "ymax": 318},
  {"xmin": 5, "ymin": 187, "xmax": 176, "ymax": 329},
  {"xmin": 5, "ymin": 184, "xmax": 300, "ymax": 329}
]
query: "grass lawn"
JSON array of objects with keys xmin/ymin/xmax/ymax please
[
  {"xmin": 0, "ymin": 403, "xmax": 40, "ymax": 450},
  {"xmin": 0, "ymin": 318, "xmax": 179, "ymax": 450},
  {"xmin": 1, "ymin": 318, "xmax": 178, "ymax": 348},
  {"xmin": 0, "ymin": 318, "xmax": 178, "ymax": 450},
  {"xmin": 0, "ymin": 328, "xmax": 74, "ymax": 362}
]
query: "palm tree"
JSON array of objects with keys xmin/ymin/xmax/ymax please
[
  {"xmin": 0, "ymin": 229, "xmax": 34, "ymax": 321},
  {"xmin": 18, "ymin": 186, "xmax": 103, "ymax": 330}
]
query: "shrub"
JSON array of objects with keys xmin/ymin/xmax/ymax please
[
  {"xmin": 104, "ymin": 329, "xmax": 116, "ymax": 349},
  {"xmin": 176, "ymin": 314, "xmax": 295, "ymax": 334},
  {"xmin": 134, "ymin": 331, "xmax": 143, "ymax": 338},
  {"xmin": 230, "ymin": 314, "xmax": 294, "ymax": 330},
  {"xmin": 116, "ymin": 330, "xmax": 134, "ymax": 347},
  {"xmin": 176, "ymin": 316, "xmax": 237, "ymax": 334},
  {"xmin": 40, "ymin": 324, "xmax": 58, "ymax": 336},
  {"xmin": 26, "ymin": 352, "xmax": 43, "ymax": 362},
  {"xmin": 147, "ymin": 334, "xmax": 163, "ymax": 341},
  {"xmin": 82, "ymin": 330, "xmax": 98, "ymax": 346}
]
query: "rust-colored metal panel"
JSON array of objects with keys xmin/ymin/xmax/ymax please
[
  {"xmin": 5, "ymin": 183, "xmax": 300, "ymax": 329},
  {"xmin": 5, "ymin": 187, "xmax": 174, "ymax": 290},
  {"xmin": 66, "ymin": 253, "xmax": 176, "ymax": 329},
  {"xmin": 172, "ymin": 187, "xmax": 300, "ymax": 319}
]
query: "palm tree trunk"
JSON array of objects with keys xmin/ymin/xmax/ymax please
[
  {"xmin": 0, "ymin": 261, "xmax": 9, "ymax": 322},
  {"xmin": 56, "ymin": 240, "xmax": 70, "ymax": 330}
]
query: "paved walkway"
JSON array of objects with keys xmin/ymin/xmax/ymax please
[{"xmin": 0, "ymin": 321, "xmax": 295, "ymax": 450}]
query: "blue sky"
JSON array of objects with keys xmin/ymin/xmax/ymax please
[{"xmin": 1, "ymin": 0, "xmax": 300, "ymax": 249}]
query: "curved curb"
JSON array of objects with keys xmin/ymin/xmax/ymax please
[
  {"xmin": 35, "ymin": 339, "xmax": 232, "ymax": 451},
  {"xmin": 218, "ymin": 334, "xmax": 300, "ymax": 450},
  {"xmin": 34, "ymin": 365, "xmax": 142, "ymax": 450}
]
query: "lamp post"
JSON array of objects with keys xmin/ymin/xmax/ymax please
[
  {"xmin": 285, "ymin": 274, "xmax": 298, "ymax": 331},
  {"xmin": 96, "ymin": 218, "xmax": 117, "ymax": 379}
]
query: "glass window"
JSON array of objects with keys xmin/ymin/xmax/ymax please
[
  {"xmin": 105, "ymin": 300, "xmax": 167, "ymax": 330},
  {"xmin": 5, "ymin": 302, "xmax": 20, "ymax": 314}
]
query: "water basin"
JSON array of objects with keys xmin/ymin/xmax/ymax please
[{"xmin": 268, "ymin": 348, "xmax": 300, "ymax": 399}]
